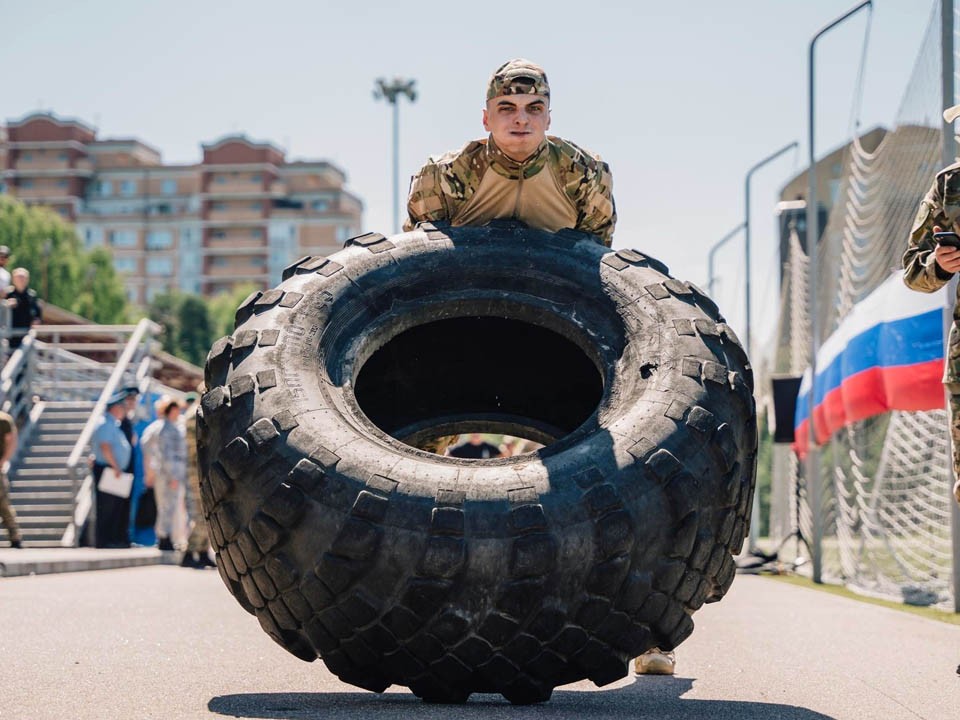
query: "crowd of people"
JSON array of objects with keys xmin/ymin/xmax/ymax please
[{"xmin": 89, "ymin": 385, "xmax": 212, "ymax": 568}]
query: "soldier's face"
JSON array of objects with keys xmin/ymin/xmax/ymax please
[{"xmin": 483, "ymin": 95, "xmax": 550, "ymax": 162}]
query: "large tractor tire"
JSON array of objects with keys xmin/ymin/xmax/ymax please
[{"xmin": 197, "ymin": 221, "xmax": 757, "ymax": 704}]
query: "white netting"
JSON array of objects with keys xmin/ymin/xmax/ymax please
[{"xmin": 772, "ymin": 0, "xmax": 956, "ymax": 606}]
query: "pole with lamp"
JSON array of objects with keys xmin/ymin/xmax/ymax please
[
  {"xmin": 374, "ymin": 78, "xmax": 417, "ymax": 234},
  {"xmin": 744, "ymin": 140, "xmax": 797, "ymax": 553},
  {"xmin": 707, "ymin": 223, "xmax": 745, "ymax": 297}
]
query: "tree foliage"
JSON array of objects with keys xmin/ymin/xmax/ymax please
[
  {"xmin": 148, "ymin": 290, "xmax": 215, "ymax": 367},
  {"xmin": 0, "ymin": 195, "xmax": 128, "ymax": 323},
  {"xmin": 208, "ymin": 283, "xmax": 259, "ymax": 339}
]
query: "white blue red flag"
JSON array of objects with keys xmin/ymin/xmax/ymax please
[{"xmin": 793, "ymin": 273, "xmax": 949, "ymax": 458}]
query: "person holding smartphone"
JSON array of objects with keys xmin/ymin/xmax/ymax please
[{"xmin": 903, "ymin": 103, "xmax": 960, "ymax": 505}]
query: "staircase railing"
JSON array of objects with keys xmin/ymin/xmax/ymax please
[{"xmin": 61, "ymin": 318, "xmax": 161, "ymax": 547}]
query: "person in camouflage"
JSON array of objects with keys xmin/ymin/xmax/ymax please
[
  {"xmin": 405, "ymin": 59, "xmax": 671, "ymax": 676},
  {"xmin": 0, "ymin": 410, "xmax": 22, "ymax": 548},
  {"xmin": 403, "ymin": 58, "xmax": 616, "ymax": 246},
  {"xmin": 181, "ymin": 390, "xmax": 214, "ymax": 568},
  {"xmin": 903, "ymin": 103, "xmax": 960, "ymax": 507}
]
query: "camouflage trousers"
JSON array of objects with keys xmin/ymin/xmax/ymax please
[
  {"xmin": 0, "ymin": 469, "xmax": 21, "ymax": 543},
  {"xmin": 950, "ymin": 395, "xmax": 960, "ymax": 502},
  {"xmin": 185, "ymin": 469, "xmax": 209, "ymax": 554},
  {"xmin": 154, "ymin": 473, "xmax": 185, "ymax": 541}
]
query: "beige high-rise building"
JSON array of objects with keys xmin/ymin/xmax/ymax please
[{"xmin": 1, "ymin": 111, "xmax": 363, "ymax": 304}]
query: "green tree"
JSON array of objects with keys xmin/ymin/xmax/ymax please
[
  {"xmin": 72, "ymin": 248, "xmax": 128, "ymax": 324},
  {"xmin": 147, "ymin": 290, "xmax": 182, "ymax": 355},
  {"xmin": 0, "ymin": 196, "xmax": 128, "ymax": 323},
  {"xmin": 177, "ymin": 294, "xmax": 213, "ymax": 366},
  {"xmin": 208, "ymin": 283, "xmax": 259, "ymax": 339}
]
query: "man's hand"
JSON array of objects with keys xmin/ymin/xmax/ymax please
[{"xmin": 933, "ymin": 226, "xmax": 960, "ymax": 273}]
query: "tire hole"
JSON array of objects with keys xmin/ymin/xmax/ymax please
[{"xmin": 353, "ymin": 317, "xmax": 602, "ymax": 454}]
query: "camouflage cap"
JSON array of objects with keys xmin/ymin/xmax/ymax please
[{"xmin": 487, "ymin": 59, "xmax": 550, "ymax": 101}]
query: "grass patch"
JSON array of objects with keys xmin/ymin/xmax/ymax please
[{"xmin": 766, "ymin": 574, "xmax": 960, "ymax": 626}]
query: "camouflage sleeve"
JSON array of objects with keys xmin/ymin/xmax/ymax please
[
  {"xmin": 903, "ymin": 177, "xmax": 953, "ymax": 293},
  {"xmin": 403, "ymin": 160, "xmax": 450, "ymax": 232},
  {"xmin": 567, "ymin": 158, "xmax": 616, "ymax": 247}
]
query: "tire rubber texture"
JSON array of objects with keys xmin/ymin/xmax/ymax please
[{"xmin": 198, "ymin": 221, "xmax": 757, "ymax": 705}]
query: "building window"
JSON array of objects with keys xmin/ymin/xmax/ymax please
[
  {"xmin": 212, "ymin": 231, "xmax": 226, "ymax": 239},
  {"xmin": 211, "ymin": 201, "xmax": 226, "ymax": 211},
  {"xmin": 336, "ymin": 225, "xmax": 351, "ymax": 243},
  {"xmin": 145, "ymin": 285, "xmax": 167, "ymax": 302},
  {"xmin": 120, "ymin": 180, "xmax": 136, "ymax": 196},
  {"xmin": 210, "ymin": 256, "xmax": 229, "ymax": 267},
  {"xmin": 57, "ymin": 179, "xmax": 69, "ymax": 188},
  {"xmin": 21, "ymin": 152, "xmax": 32, "ymax": 162},
  {"xmin": 111, "ymin": 230, "xmax": 138, "ymax": 247},
  {"xmin": 312, "ymin": 199, "xmax": 329, "ymax": 212},
  {"xmin": 84, "ymin": 227, "xmax": 105, "ymax": 248},
  {"xmin": 146, "ymin": 231, "xmax": 173, "ymax": 250},
  {"xmin": 249, "ymin": 201, "xmax": 261, "ymax": 211},
  {"xmin": 215, "ymin": 176, "xmax": 227, "ymax": 184},
  {"xmin": 146, "ymin": 257, "xmax": 173, "ymax": 276},
  {"xmin": 98, "ymin": 180, "xmax": 113, "ymax": 196},
  {"xmin": 20, "ymin": 179, "xmax": 33, "ymax": 189},
  {"xmin": 114, "ymin": 256, "xmax": 138, "ymax": 273},
  {"xmin": 58, "ymin": 152, "xmax": 68, "ymax": 161},
  {"xmin": 250, "ymin": 228, "xmax": 262, "ymax": 238},
  {"xmin": 125, "ymin": 286, "xmax": 139, "ymax": 303},
  {"xmin": 251, "ymin": 174, "xmax": 261, "ymax": 183},
  {"xmin": 161, "ymin": 179, "xmax": 177, "ymax": 195}
]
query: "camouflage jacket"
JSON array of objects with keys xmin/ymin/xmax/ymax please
[
  {"xmin": 903, "ymin": 161, "xmax": 960, "ymax": 384},
  {"xmin": 403, "ymin": 135, "xmax": 616, "ymax": 246}
]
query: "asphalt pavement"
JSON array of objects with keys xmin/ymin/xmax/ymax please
[{"xmin": 4, "ymin": 567, "xmax": 959, "ymax": 720}]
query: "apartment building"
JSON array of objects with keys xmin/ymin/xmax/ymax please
[{"xmin": 1, "ymin": 111, "xmax": 363, "ymax": 304}]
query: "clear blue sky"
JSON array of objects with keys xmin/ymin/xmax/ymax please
[{"xmin": 0, "ymin": 0, "xmax": 938, "ymax": 351}]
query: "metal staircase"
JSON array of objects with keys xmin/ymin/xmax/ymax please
[
  {"xmin": 0, "ymin": 320, "xmax": 176, "ymax": 547},
  {"xmin": 7, "ymin": 401, "xmax": 94, "ymax": 546}
]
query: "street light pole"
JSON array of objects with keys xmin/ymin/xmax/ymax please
[
  {"xmin": 374, "ymin": 78, "xmax": 417, "ymax": 234},
  {"xmin": 744, "ymin": 141, "xmax": 796, "ymax": 553},
  {"xmin": 707, "ymin": 223, "xmax": 745, "ymax": 297},
  {"xmin": 806, "ymin": 0, "xmax": 873, "ymax": 584},
  {"xmin": 744, "ymin": 141, "xmax": 797, "ymax": 358}
]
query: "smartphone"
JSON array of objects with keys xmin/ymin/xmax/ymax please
[{"xmin": 934, "ymin": 231, "xmax": 960, "ymax": 248}]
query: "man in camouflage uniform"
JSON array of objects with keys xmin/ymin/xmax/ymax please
[
  {"xmin": 0, "ymin": 410, "xmax": 22, "ymax": 548},
  {"xmin": 903, "ymin": 103, "xmax": 960, "ymax": 507},
  {"xmin": 404, "ymin": 58, "xmax": 616, "ymax": 246},
  {"xmin": 405, "ymin": 59, "xmax": 672, "ymax": 676},
  {"xmin": 181, "ymin": 389, "xmax": 214, "ymax": 568}
]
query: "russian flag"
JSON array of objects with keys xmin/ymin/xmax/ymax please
[{"xmin": 793, "ymin": 272, "xmax": 949, "ymax": 458}]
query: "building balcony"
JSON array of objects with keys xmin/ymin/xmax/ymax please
[
  {"xmin": 201, "ymin": 269, "xmax": 269, "ymax": 280},
  {"xmin": 204, "ymin": 208, "xmax": 265, "ymax": 223},
  {"xmin": 204, "ymin": 239, "xmax": 266, "ymax": 253},
  {"xmin": 3, "ymin": 164, "xmax": 94, "ymax": 178},
  {"xmin": 202, "ymin": 182, "xmax": 272, "ymax": 197},
  {"xmin": 12, "ymin": 186, "xmax": 80, "ymax": 200}
]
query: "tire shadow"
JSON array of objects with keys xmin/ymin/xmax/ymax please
[{"xmin": 208, "ymin": 677, "xmax": 836, "ymax": 719}]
